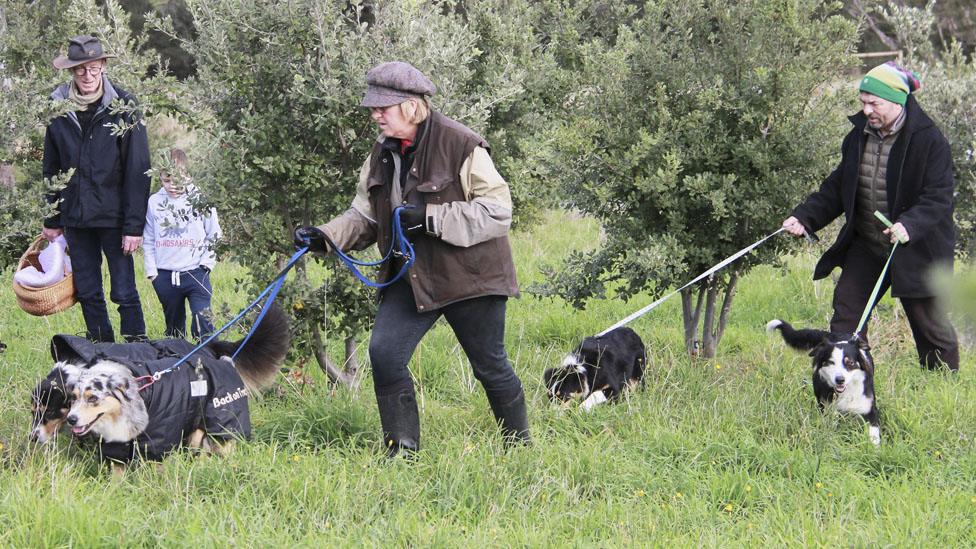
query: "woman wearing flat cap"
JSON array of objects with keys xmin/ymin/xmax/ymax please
[
  {"xmin": 42, "ymin": 35, "xmax": 151, "ymax": 343},
  {"xmin": 295, "ymin": 61, "xmax": 528, "ymax": 456}
]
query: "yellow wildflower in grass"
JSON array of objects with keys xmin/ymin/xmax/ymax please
[
  {"xmin": 827, "ymin": 492, "xmax": 833, "ymax": 497},
  {"xmin": 971, "ymin": 496, "xmax": 976, "ymax": 504},
  {"xmin": 723, "ymin": 503, "xmax": 734, "ymax": 513},
  {"xmin": 715, "ymin": 363, "xmax": 722, "ymax": 370},
  {"xmin": 0, "ymin": 442, "xmax": 4, "ymax": 451},
  {"xmin": 815, "ymin": 482, "xmax": 823, "ymax": 489},
  {"xmin": 934, "ymin": 450, "xmax": 942, "ymax": 458},
  {"xmin": 676, "ymin": 492, "xmax": 683, "ymax": 499},
  {"xmin": 635, "ymin": 489, "xmax": 647, "ymax": 497},
  {"xmin": 293, "ymin": 301, "xmax": 304, "ymax": 311},
  {"xmin": 292, "ymin": 455, "xmax": 301, "ymax": 462}
]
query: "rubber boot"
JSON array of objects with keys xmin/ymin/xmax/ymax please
[
  {"xmin": 375, "ymin": 384, "xmax": 420, "ymax": 457},
  {"xmin": 486, "ymin": 388, "xmax": 530, "ymax": 446}
]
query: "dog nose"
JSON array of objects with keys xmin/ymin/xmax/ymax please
[
  {"xmin": 834, "ymin": 375, "xmax": 845, "ymax": 385},
  {"xmin": 66, "ymin": 414, "xmax": 77, "ymax": 426}
]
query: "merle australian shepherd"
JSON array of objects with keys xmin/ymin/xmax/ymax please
[
  {"xmin": 544, "ymin": 327, "xmax": 646, "ymax": 411},
  {"xmin": 767, "ymin": 319, "xmax": 880, "ymax": 446},
  {"xmin": 31, "ymin": 305, "xmax": 290, "ymax": 467}
]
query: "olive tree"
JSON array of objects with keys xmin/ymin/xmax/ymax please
[
  {"xmin": 532, "ymin": 0, "xmax": 859, "ymax": 357},
  {"xmin": 162, "ymin": 0, "xmax": 533, "ymax": 386}
]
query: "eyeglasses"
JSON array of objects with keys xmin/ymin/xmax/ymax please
[{"xmin": 72, "ymin": 64, "xmax": 104, "ymax": 77}]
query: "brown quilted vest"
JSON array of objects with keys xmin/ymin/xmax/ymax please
[{"xmin": 365, "ymin": 111, "xmax": 519, "ymax": 311}]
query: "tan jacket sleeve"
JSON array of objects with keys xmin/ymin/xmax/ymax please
[
  {"xmin": 426, "ymin": 146, "xmax": 512, "ymax": 247},
  {"xmin": 317, "ymin": 157, "xmax": 377, "ymax": 252}
]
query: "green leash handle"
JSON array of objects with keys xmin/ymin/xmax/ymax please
[
  {"xmin": 854, "ymin": 211, "xmax": 904, "ymax": 337},
  {"xmin": 873, "ymin": 211, "xmax": 908, "ymax": 244}
]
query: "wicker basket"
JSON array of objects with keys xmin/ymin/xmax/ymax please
[{"xmin": 12, "ymin": 235, "xmax": 77, "ymax": 316}]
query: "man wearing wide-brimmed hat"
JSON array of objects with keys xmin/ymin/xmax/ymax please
[
  {"xmin": 42, "ymin": 35, "xmax": 151, "ymax": 343},
  {"xmin": 295, "ymin": 61, "xmax": 528, "ymax": 456},
  {"xmin": 782, "ymin": 61, "xmax": 959, "ymax": 371}
]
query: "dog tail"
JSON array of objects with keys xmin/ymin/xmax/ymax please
[
  {"xmin": 209, "ymin": 303, "xmax": 291, "ymax": 391},
  {"xmin": 766, "ymin": 319, "xmax": 830, "ymax": 351}
]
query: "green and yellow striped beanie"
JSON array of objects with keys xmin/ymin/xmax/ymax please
[{"xmin": 859, "ymin": 61, "xmax": 921, "ymax": 106}]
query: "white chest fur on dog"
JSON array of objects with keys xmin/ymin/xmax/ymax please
[{"xmin": 825, "ymin": 369, "xmax": 872, "ymax": 415}]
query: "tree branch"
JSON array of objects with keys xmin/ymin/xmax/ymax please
[{"xmin": 848, "ymin": 0, "xmax": 900, "ymax": 50}]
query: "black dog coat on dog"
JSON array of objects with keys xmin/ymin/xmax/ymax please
[{"xmin": 51, "ymin": 335, "xmax": 251, "ymax": 462}]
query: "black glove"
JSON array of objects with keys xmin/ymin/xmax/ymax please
[
  {"xmin": 293, "ymin": 226, "xmax": 330, "ymax": 253},
  {"xmin": 398, "ymin": 206, "xmax": 427, "ymax": 236}
]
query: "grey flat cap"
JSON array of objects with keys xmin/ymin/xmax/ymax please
[
  {"xmin": 52, "ymin": 35, "xmax": 116, "ymax": 69},
  {"xmin": 360, "ymin": 61, "xmax": 436, "ymax": 108}
]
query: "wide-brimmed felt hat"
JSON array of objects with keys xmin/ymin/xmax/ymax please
[
  {"xmin": 360, "ymin": 61, "xmax": 436, "ymax": 108},
  {"xmin": 52, "ymin": 35, "xmax": 116, "ymax": 70}
]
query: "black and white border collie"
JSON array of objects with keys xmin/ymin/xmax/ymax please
[
  {"xmin": 544, "ymin": 327, "xmax": 646, "ymax": 411},
  {"xmin": 766, "ymin": 319, "xmax": 880, "ymax": 446}
]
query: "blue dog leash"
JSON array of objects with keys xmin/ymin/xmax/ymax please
[
  {"xmin": 137, "ymin": 208, "xmax": 417, "ymax": 389},
  {"xmin": 315, "ymin": 205, "xmax": 416, "ymax": 288},
  {"xmin": 135, "ymin": 246, "xmax": 308, "ymax": 390}
]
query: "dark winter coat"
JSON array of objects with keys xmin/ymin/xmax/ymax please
[
  {"xmin": 791, "ymin": 95, "xmax": 955, "ymax": 298},
  {"xmin": 50, "ymin": 335, "xmax": 251, "ymax": 462},
  {"xmin": 42, "ymin": 77, "xmax": 151, "ymax": 236}
]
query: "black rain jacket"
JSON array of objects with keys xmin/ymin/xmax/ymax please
[{"xmin": 42, "ymin": 77, "xmax": 151, "ymax": 236}]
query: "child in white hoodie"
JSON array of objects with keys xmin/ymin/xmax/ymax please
[{"xmin": 143, "ymin": 149, "xmax": 221, "ymax": 340}]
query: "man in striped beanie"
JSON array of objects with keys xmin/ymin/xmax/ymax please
[{"xmin": 782, "ymin": 61, "xmax": 959, "ymax": 371}]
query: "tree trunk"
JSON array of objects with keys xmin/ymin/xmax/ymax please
[
  {"xmin": 681, "ymin": 285, "xmax": 706, "ymax": 356},
  {"xmin": 292, "ymin": 251, "xmax": 361, "ymax": 389},
  {"xmin": 311, "ymin": 323, "xmax": 361, "ymax": 389},
  {"xmin": 700, "ymin": 278, "xmax": 720, "ymax": 358},
  {"xmin": 702, "ymin": 271, "xmax": 739, "ymax": 359},
  {"xmin": 680, "ymin": 272, "xmax": 740, "ymax": 359}
]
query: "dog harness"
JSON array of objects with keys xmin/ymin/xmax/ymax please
[{"xmin": 50, "ymin": 335, "xmax": 252, "ymax": 462}]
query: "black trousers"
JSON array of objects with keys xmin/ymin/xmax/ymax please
[
  {"xmin": 63, "ymin": 227, "xmax": 145, "ymax": 342},
  {"xmin": 368, "ymin": 279, "xmax": 524, "ymax": 400},
  {"xmin": 830, "ymin": 239, "xmax": 959, "ymax": 370}
]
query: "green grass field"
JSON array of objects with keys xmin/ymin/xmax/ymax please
[{"xmin": 1, "ymin": 210, "xmax": 974, "ymax": 546}]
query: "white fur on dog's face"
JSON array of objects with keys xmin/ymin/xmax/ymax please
[
  {"xmin": 66, "ymin": 361, "xmax": 148, "ymax": 442},
  {"xmin": 817, "ymin": 347, "xmax": 856, "ymax": 393}
]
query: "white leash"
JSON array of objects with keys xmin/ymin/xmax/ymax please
[{"xmin": 597, "ymin": 228, "xmax": 787, "ymax": 337}]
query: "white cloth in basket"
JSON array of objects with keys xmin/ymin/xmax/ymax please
[{"xmin": 14, "ymin": 236, "xmax": 72, "ymax": 288}]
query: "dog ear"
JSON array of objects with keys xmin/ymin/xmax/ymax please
[
  {"xmin": 107, "ymin": 376, "xmax": 133, "ymax": 402},
  {"xmin": 857, "ymin": 338, "xmax": 871, "ymax": 351},
  {"xmin": 858, "ymin": 349, "xmax": 875, "ymax": 376}
]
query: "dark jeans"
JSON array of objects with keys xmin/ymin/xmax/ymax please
[
  {"xmin": 830, "ymin": 239, "xmax": 959, "ymax": 370},
  {"xmin": 63, "ymin": 227, "xmax": 145, "ymax": 342},
  {"xmin": 151, "ymin": 267, "xmax": 215, "ymax": 340},
  {"xmin": 368, "ymin": 279, "xmax": 524, "ymax": 400}
]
